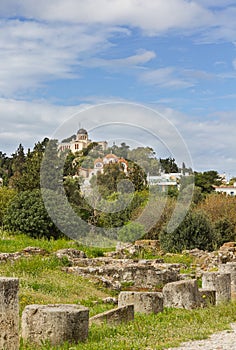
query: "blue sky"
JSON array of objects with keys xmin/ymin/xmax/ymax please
[{"xmin": 0, "ymin": 0, "xmax": 236, "ymax": 176}]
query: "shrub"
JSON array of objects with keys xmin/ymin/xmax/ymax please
[
  {"xmin": 3, "ymin": 189, "xmax": 63, "ymax": 239},
  {"xmin": 0, "ymin": 187, "xmax": 17, "ymax": 225},
  {"xmin": 214, "ymin": 217, "xmax": 236, "ymax": 247},
  {"xmin": 117, "ymin": 221, "xmax": 145, "ymax": 242},
  {"xmin": 159, "ymin": 210, "xmax": 216, "ymax": 253}
]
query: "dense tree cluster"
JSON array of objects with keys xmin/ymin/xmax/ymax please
[{"xmin": 0, "ymin": 138, "xmax": 235, "ymax": 252}]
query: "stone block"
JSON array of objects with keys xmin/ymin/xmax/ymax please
[
  {"xmin": 89, "ymin": 304, "xmax": 134, "ymax": 325},
  {"xmin": 202, "ymin": 272, "xmax": 231, "ymax": 304},
  {"xmin": 118, "ymin": 291, "xmax": 163, "ymax": 314},
  {"xmin": 199, "ymin": 288, "xmax": 216, "ymax": 307},
  {"xmin": 219, "ymin": 263, "xmax": 236, "ymax": 300},
  {"xmin": 0, "ymin": 277, "xmax": 19, "ymax": 350},
  {"xmin": 163, "ymin": 279, "xmax": 201, "ymax": 310},
  {"xmin": 21, "ymin": 304, "xmax": 89, "ymax": 346}
]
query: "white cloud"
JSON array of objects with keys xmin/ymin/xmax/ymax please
[
  {"xmin": 0, "ymin": 98, "xmax": 81, "ymax": 153},
  {"xmin": 0, "ymin": 1, "xmax": 212, "ymax": 33},
  {"xmin": 140, "ymin": 67, "xmax": 194, "ymax": 89},
  {"xmin": 0, "ymin": 1, "xmax": 235, "ymax": 97},
  {"xmin": 0, "ymin": 0, "xmax": 233, "ymax": 42},
  {"xmin": 0, "ymin": 19, "xmax": 112, "ymax": 96},
  {"xmin": 162, "ymin": 108, "xmax": 236, "ymax": 174},
  {"xmin": 85, "ymin": 50, "xmax": 156, "ymax": 70},
  {"xmin": 1, "ymin": 98, "xmax": 236, "ymax": 175}
]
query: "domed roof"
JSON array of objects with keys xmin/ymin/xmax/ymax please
[{"xmin": 77, "ymin": 128, "xmax": 88, "ymax": 134}]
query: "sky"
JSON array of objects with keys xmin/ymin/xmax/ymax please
[{"xmin": 0, "ymin": 0, "xmax": 236, "ymax": 177}]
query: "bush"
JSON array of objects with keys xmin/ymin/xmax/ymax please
[
  {"xmin": 3, "ymin": 189, "xmax": 63, "ymax": 239},
  {"xmin": 214, "ymin": 218, "xmax": 236, "ymax": 247},
  {"xmin": 117, "ymin": 222, "xmax": 145, "ymax": 243},
  {"xmin": 0, "ymin": 187, "xmax": 17, "ymax": 225},
  {"xmin": 159, "ymin": 210, "xmax": 216, "ymax": 253}
]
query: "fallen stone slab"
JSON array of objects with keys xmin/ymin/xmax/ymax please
[
  {"xmin": 89, "ymin": 304, "xmax": 134, "ymax": 326},
  {"xmin": 118, "ymin": 291, "xmax": 163, "ymax": 314},
  {"xmin": 21, "ymin": 304, "xmax": 89, "ymax": 346}
]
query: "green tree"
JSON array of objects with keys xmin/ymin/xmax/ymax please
[
  {"xmin": 127, "ymin": 161, "xmax": 147, "ymax": 192},
  {"xmin": 40, "ymin": 139, "xmax": 63, "ymax": 192},
  {"xmin": 159, "ymin": 210, "xmax": 216, "ymax": 252},
  {"xmin": 3, "ymin": 189, "xmax": 63, "ymax": 238},
  {"xmin": 8, "ymin": 144, "xmax": 26, "ymax": 188},
  {"xmin": 128, "ymin": 147, "xmax": 160, "ymax": 175},
  {"xmin": 159, "ymin": 157, "xmax": 178, "ymax": 173},
  {"xmin": 17, "ymin": 138, "xmax": 49, "ymax": 191},
  {"xmin": 96, "ymin": 163, "xmax": 127, "ymax": 197},
  {"xmin": 0, "ymin": 187, "xmax": 17, "ymax": 225},
  {"xmin": 194, "ymin": 170, "xmax": 222, "ymax": 193},
  {"xmin": 214, "ymin": 218, "xmax": 236, "ymax": 247},
  {"xmin": 0, "ymin": 152, "xmax": 12, "ymax": 185},
  {"xmin": 63, "ymin": 150, "xmax": 77, "ymax": 176}
]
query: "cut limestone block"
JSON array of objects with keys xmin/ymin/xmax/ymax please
[
  {"xmin": 21, "ymin": 304, "xmax": 89, "ymax": 346},
  {"xmin": 89, "ymin": 304, "xmax": 134, "ymax": 325},
  {"xmin": 202, "ymin": 272, "xmax": 231, "ymax": 304},
  {"xmin": 219, "ymin": 263, "xmax": 236, "ymax": 300},
  {"xmin": 0, "ymin": 277, "xmax": 19, "ymax": 350},
  {"xmin": 163, "ymin": 279, "xmax": 201, "ymax": 310},
  {"xmin": 118, "ymin": 291, "xmax": 163, "ymax": 314}
]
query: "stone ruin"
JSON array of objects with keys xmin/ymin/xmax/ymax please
[
  {"xmin": 1, "ymin": 241, "xmax": 236, "ymax": 348},
  {"xmin": 64, "ymin": 257, "xmax": 181, "ymax": 290},
  {"xmin": 0, "ymin": 277, "xmax": 19, "ymax": 350}
]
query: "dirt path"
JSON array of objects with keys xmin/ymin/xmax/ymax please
[{"xmin": 167, "ymin": 323, "xmax": 236, "ymax": 350}]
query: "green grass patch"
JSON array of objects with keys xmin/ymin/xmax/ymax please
[
  {"xmin": 0, "ymin": 255, "xmax": 112, "ymax": 315},
  {"xmin": 20, "ymin": 302, "xmax": 236, "ymax": 349},
  {"xmin": 0, "ymin": 230, "xmax": 114, "ymax": 257}
]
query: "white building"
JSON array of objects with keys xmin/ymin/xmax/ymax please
[
  {"xmin": 58, "ymin": 128, "xmax": 107, "ymax": 154},
  {"xmin": 214, "ymin": 183, "xmax": 236, "ymax": 196}
]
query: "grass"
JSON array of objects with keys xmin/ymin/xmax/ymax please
[
  {"xmin": 133, "ymin": 248, "xmax": 195, "ymax": 268},
  {"xmin": 0, "ymin": 231, "xmax": 115, "ymax": 316},
  {"xmin": 0, "ymin": 254, "xmax": 114, "ymax": 315},
  {"xmin": 1, "ymin": 231, "xmax": 236, "ymax": 349},
  {"xmin": 0, "ymin": 230, "xmax": 113, "ymax": 257},
  {"xmin": 20, "ymin": 302, "xmax": 236, "ymax": 349}
]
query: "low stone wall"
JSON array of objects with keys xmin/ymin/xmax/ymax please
[
  {"xmin": 0, "ymin": 277, "xmax": 19, "ymax": 350},
  {"xmin": 21, "ymin": 304, "xmax": 89, "ymax": 347},
  {"xmin": 65, "ymin": 259, "xmax": 180, "ymax": 290}
]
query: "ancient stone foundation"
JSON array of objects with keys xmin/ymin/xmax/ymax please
[
  {"xmin": 89, "ymin": 304, "xmax": 134, "ymax": 325},
  {"xmin": 0, "ymin": 277, "xmax": 19, "ymax": 350},
  {"xmin": 118, "ymin": 291, "xmax": 163, "ymax": 314},
  {"xmin": 21, "ymin": 304, "xmax": 89, "ymax": 346},
  {"xmin": 219, "ymin": 263, "xmax": 236, "ymax": 300},
  {"xmin": 202, "ymin": 272, "xmax": 231, "ymax": 304},
  {"xmin": 163, "ymin": 279, "xmax": 201, "ymax": 310}
]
